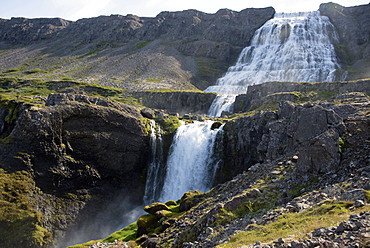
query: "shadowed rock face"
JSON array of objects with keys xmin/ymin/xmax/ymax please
[
  {"xmin": 219, "ymin": 80, "xmax": 370, "ymax": 183},
  {"xmin": 0, "ymin": 94, "xmax": 151, "ymax": 246}
]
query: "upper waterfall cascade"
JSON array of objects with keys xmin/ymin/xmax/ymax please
[{"xmin": 205, "ymin": 11, "xmax": 342, "ymax": 117}]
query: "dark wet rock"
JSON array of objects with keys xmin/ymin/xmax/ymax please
[{"xmin": 141, "ymin": 108, "xmax": 156, "ymax": 119}]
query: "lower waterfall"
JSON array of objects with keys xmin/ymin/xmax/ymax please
[{"xmin": 159, "ymin": 121, "xmax": 223, "ymax": 202}]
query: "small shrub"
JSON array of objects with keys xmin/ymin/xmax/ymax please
[
  {"xmin": 365, "ymin": 190, "xmax": 370, "ymax": 202},
  {"xmin": 23, "ymin": 68, "xmax": 45, "ymax": 74},
  {"xmin": 160, "ymin": 116, "xmax": 181, "ymax": 134},
  {"xmin": 338, "ymin": 137, "xmax": 349, "ymax": 153}
]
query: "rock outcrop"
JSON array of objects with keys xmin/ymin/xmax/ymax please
[
  {"xmin": 234, "ymin": 79, "xmax": 370, "ymax": 113},
  {"xmin": 132, "ymin": 90, "xmax": 217, "ymax": 115},
  {"xmin": 0, "ymin": 17, "xmax": 71, "ymax": 43},
  {"xmin": 217, "ymin": 79, "xmax": 370, "ymax": 183},
  {"xmin": 218, "ymin": 102, "xmax": 345, "ymax": 183},
  {"xmin": 319, "ymin": 2, "xmax": 370, "ymax": 80}
]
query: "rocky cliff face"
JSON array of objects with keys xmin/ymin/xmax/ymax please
[
  {"xmin": 319, "ymin": 3, "xmax": 370, "ymax": 80},
  {"xmin": 0, "ymin": 8, "xmax": 274, "ymax": 47},
  {"xmin": 0, "ymin": 7, "xmax": 275, "ymax": 91},
  {"xmin": 132, "ymin": 91, "xmax": 217, "ymax": 115},
  {"xmin": 223, "ymin": 79, "xmax": 370, "ymax": 182},
  {"xmin": 219, "ymin": 102, "xmax": 344, "ymax": 183}
]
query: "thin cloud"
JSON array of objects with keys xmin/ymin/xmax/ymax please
[
  {"xmin": 51, "ymin": 0, "xmax": 114, "ymax": 20},
  {"xmin": 0, "ymin": 0, "xmax": 368, "ymax": 21}
]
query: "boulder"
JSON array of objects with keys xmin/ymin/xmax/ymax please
[
  {"xmin": 179, "ymin": 190, "xmax": 204, "ymax": 212},
  {"xmin": 144, "ymin": 202, "xmax": 171, "ymax": 215},
  {"xmin": 141, "ymin": 108, "xmax": 155, "ymax": 119},
  {"xmin": 137, "ymin": 214, "xmax": 159, "ymax": 236},
  {"xmin": 287, "ymin": 105, "xmax": 344, "ymax": 173}
]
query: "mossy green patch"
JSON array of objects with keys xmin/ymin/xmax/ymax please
[
  {"xmin": 103, "ymin": 222, "xmax": 138, "ymax": 243},
  {"xmin": 68, "ymin": 222, "xmax": 139, "ymax": 247},
  {"xmin": 143, "ymin": 88, "xmax": 204, "ymax": 93},
  {"xmin": 0, "ymin": 169, "xmax": 51, "ymax": 247},
  {"xmin": 159, "ymin": 116, "xmax": 181, "ymax": 135},
  {"xmin": 146, "ymin": 78, "xmax": 164, "ymax": 83},
  {"xmin": 133, "ymin": 40, "xmax": 153, "ymax": 50},
  {"xmin": 23, "ymin": 68, "xmax": 48, "ymax": 75}
]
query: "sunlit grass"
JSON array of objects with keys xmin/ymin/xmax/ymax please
[
  {"xmin": 218, "ymin": 201, "xmax": 370, "ymax": 248},
  {"xmin": 0, "ymin": 77, "xmax": 144, "ymax": 107}
]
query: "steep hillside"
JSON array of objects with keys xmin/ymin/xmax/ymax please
[{"xmin": 0, "ymin": 8, "xmax": 275, "ymax": 91}]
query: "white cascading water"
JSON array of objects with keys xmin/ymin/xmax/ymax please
[
  {"xmin": 143, "ymin": 120, "xmax": 165, "ymax": 205},
  {"xmin": 205, "ymin": 11, "xmax": 342, "ymax": 117},
  {"xmin": 159, "ymin": 121, "xmax": 222, "ymax": 202}
]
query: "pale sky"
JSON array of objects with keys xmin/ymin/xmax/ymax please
[{"xmin": 0, "ymin": 0, "xmax": 368, "ymax": 21}]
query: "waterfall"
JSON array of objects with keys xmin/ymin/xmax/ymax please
[
  {"xmin": 205, "ymin": 11, "xmax": 341, "ymax": 117},
  {"xmin": 159, "ymin": 121, "xmax": 223, "ymax": 202},
  {"xmin": 143, "ymin": 11, "xmax": 342, "ymax": 204},
  {"xmin": 143, "ymin": 120, "xmax": 165, "ymax": 205}
]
